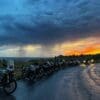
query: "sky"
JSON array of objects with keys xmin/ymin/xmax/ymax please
[{"xmin": 0, "ymin": 0, "xmax": 100, "ymax": 57}]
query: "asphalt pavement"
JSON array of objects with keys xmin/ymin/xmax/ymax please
[{"xmin": 0, "ymin": 64, "xmax": 100, "ymax": 100}]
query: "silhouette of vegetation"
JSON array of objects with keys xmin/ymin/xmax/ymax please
[{"xmin": 57, "ymin": 53, "xmax": 100, "ymax": 63}]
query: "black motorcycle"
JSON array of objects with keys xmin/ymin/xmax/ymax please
[
  {"xmin": 22, "ymin": 65, "xmax": 47, "ymax": 81},
  {"xmin": 22, "ymin": 66, "xmax": 36, "ymax": 81},
  {"xmin": 0, "ymin": 69, "xmax": 17, "ymax": 94}
]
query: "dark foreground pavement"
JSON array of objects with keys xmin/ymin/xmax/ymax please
[{"xmin": 0, "ymin": 64, "xmax": 100, "ymax": 100}]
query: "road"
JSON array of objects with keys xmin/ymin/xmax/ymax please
[{"xmin": 0, "ymin": 64, "xmax": 100, "ymax": 100}]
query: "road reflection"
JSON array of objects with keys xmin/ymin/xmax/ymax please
[
  {"xmin": 80, "ymin": 63, "xmax": 95, "ymax": 69},
  {"xmin": 0, "ymin": 90, "xmax": 16, "ymax": 100}
]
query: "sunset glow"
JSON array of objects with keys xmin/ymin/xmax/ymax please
[
  {"xmin": 63, "ymin": 37, "xmax": 100, "ymax": 56},
  {"xmin": 0, "ymin": 0, "xmax": 100, "ymax": 57}
]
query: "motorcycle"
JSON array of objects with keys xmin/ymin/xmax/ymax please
[
  {"xmin": 0, "ymin": 68, "xmax": 17, "ymax": 94},
  {"xmin": 22, "ymin": 65, "xmax": 37, "ymax": 81}
]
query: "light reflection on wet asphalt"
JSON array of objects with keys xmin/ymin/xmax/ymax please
[{"xmin": 0, "ymin": 65, "xmax": 100, "ymax": 100}]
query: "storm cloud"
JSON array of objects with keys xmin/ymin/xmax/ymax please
[{"xmin": 0, "ymin": 0, "xmax": 100, "ymax": 46}]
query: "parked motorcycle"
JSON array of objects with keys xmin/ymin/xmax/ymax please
[
  {"xmin": 0, "ymin": 69, "xmax": 17, "ymax": 94},
  {"xmin": 22, "ymin": 65, "xmax": 37, "ymax": 81},
  {"xmin": 21, "ymin": 60, "xmax": 68, "ymax": 82}
]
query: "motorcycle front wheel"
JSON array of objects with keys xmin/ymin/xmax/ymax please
[{"xmin": 3, "ymin": 80, "xmax": 17, "ymax": 94}]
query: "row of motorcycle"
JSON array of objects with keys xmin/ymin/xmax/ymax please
[
  {"xmin": 0, "ymin": 60, "xmax": 79, "ymax": 95},
  {"xmin": 21, "ymin": 60, "xmax": 79, "ymax": 81}
]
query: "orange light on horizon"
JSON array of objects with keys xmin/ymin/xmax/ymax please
[
  {"xmin": 64, "ymin": 47, "xmax": 100, "ymax": 56},
  {"xmin": 63, "ymin": 37, "xmax": 100, "ymax": 56}
]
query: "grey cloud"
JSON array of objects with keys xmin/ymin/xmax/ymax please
[{"xmin": 0, "ymin": 0, "xmax": 100, "ymax": 46}]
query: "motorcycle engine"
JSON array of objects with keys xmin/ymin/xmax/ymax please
[{"xmin": 0, "ymin": 70, "xmax": 6, "ymax": 82}]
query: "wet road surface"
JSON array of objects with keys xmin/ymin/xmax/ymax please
[{"xmin": 0, "ymin": 65, "xmax": 100, "ymax": 100}]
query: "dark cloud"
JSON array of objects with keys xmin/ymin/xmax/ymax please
[{"xmin": 0, "ymin": 0, "xmax": 100, "ymax": 46}]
